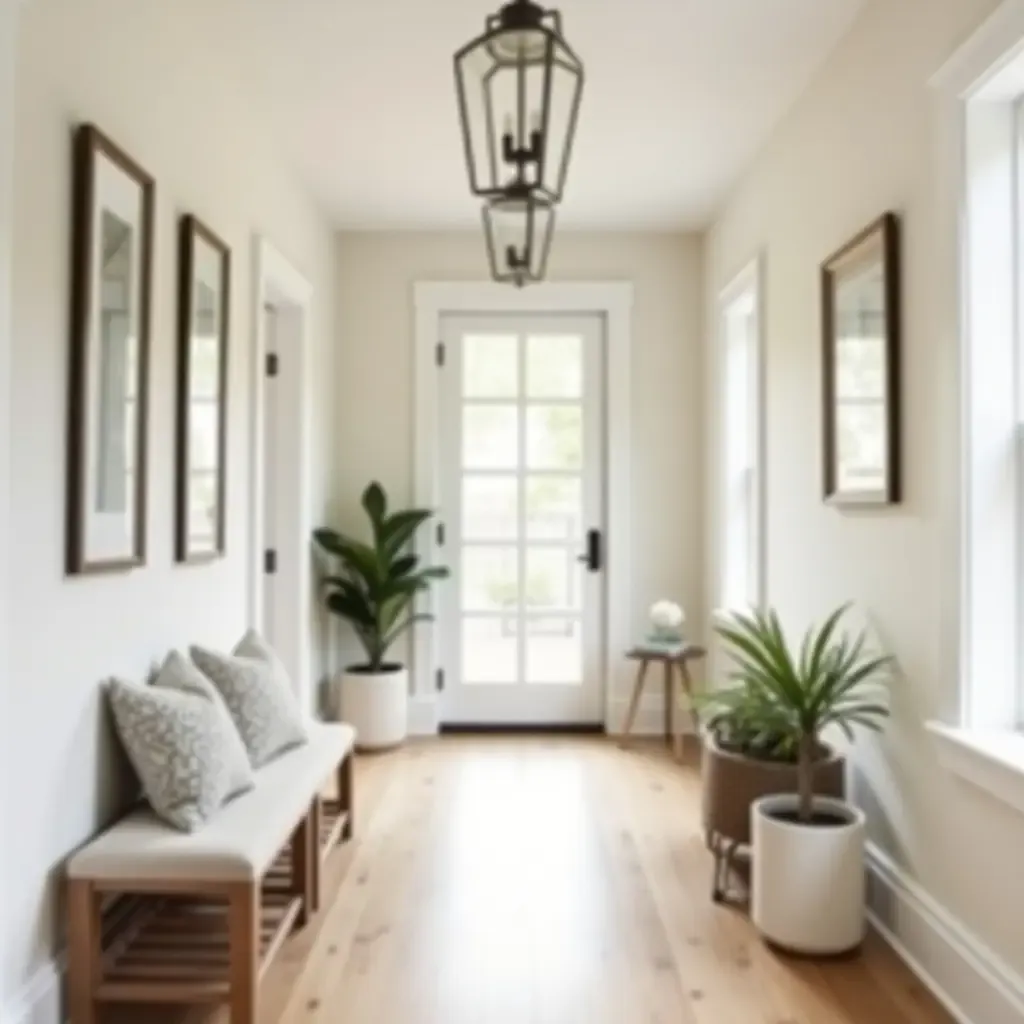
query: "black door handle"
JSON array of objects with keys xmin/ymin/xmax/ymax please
[{"xmin": 577, "ymin": 529, "xmax": 602, "ymax": 573}]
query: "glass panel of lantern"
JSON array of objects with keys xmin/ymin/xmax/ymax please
[
  {"xmin": 482, "ymin": 191, "xmax": 556, "ymax": 287},
  {"xmin": 454, "ymin": 4, "xmax": 584, "ymax": 204}
]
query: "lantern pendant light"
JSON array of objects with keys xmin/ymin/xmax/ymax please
[
  {"xmin": 454, "ymin": 0, "xmax": 584, "ymax": 285},
  {"xmin": 482, "ymin": 185, "xmax": 556, "ymax": 288}
]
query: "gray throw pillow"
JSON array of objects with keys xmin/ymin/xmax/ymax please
[
  {"xmin": 155, "ymin": 650, "xmax": 253, "ymax": 801},
  {"xmin": 107, "ymin": 667, "xmax": 255, "ymax": 833},
  {"xmin": 190, "ymin": 640, "xmax": 308, "ymax": 768}
]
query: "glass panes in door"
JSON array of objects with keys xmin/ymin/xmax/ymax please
[{"xmin": 441, "ymin": 314, "xmax": 604, "ymax": 725}]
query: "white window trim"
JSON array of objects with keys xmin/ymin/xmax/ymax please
[
  {"xmin": 412, "ymin": 281, "xmax": 633, "ymax": 736},
  {"xmin": 928, "ymin": 0, "xmax": 1024, "ymax": 815},
  {"xmin": 713, "ymin": 255, "xmax": 766, "ymax": 615}
]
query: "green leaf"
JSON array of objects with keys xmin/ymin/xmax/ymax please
[
  {"xmin": 390, "ymin": 554, "xmax": 419, "ymax": 579},
  {"xmin": 380, "ymin": 509, "xmax": 432, "ymax": 557},
  {"xmin": 383, "ymin": 612, "xmax": 434, "ymax": 649},
  {"xmin": 362, "ymin": 481, "xmax": 387, "ymax": 526},
  {"xmin": 326, "ymin": 590, "xmax": 375, "ymax": 627},
  {"xmin": 315, "ymin": 530, "xmax": 381, "ymax": 587}
]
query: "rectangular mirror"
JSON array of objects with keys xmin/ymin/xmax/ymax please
[
  {"xmin": 67, "ymin": 124, "xmax": 153, "ymax": 575},
  {"xmin": 821, "ymin": 213, "xmax": 901, "ymax": 507},
  {"xmin": 175, "ymin": 215, "xmax": 230, "ymax": 563}
]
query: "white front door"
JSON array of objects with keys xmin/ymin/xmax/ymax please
[{"xmin": 438, "ymin": 313, "xmax": 606, "ymax": 726}]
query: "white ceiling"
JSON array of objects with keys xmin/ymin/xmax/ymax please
[{"xmin": 225, "ymin": 0, "xmax": 864, "ymax": 230}]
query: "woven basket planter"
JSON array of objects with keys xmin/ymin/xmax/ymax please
[{"xmin": 700, "ymin": 730, "xmax": 845, "ymax": 902}]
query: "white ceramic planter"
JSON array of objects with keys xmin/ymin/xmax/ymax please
[
  {"xmin": 333, "ymin": 666, "xmax": 408, "ymax": 751},
  {"xmin": 751, "ymin": 794, "xmax": 866, "ymax": 955}
]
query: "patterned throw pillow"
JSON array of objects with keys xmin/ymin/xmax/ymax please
[
  {"xmin": 234, "ymin": 629, "xmax": 294, "ymax": 694},
  {"xmin": 190, "ymin": 640, "xmax": 308, "ymax": 769},
  {"xmin": 155, "ymin": 650, "xmax": 253, "ymax": 801},
  {"xmin": 107, "ymin": 674, "xmax": 255, "ymax": 833}
]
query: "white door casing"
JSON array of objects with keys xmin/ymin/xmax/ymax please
[
  {"xmin": 438, "ymin": 313, "xmax": 605, "ymax": 726},
  {"xmin": 251, "ymin": 238, "xmax": 314, "ymax": 714},
  {"xmin": 413, "ymin": 281, "xmax": 633, "ymax": 735}
]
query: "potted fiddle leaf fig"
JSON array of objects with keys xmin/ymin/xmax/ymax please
[
  {"xmin": 712, "ymin": 604, "xmax": 891, "ymax": 955},
  {"xmin": 313, "ymin": 481, "xmax": 449, "ymax": 751}
]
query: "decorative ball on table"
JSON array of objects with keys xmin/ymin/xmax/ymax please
[{"xmin": 648, "ymin": 600, "xmax": 685, "ymax": 645}]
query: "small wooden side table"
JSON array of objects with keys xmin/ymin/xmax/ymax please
[{"xmin": 620, "ymin": 644, "xmax": 706, "ymax": 759}]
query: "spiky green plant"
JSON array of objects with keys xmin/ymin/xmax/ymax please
[
  {"xmin": 708, "ymin": 604, "xmax": 892, "ymax": 823},
  {"xmin": 313, "ymin": 482, "xmax": 449, "ymax": 673}
]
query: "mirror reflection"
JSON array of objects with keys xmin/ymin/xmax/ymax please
[
  {"xmin": 96, "ymin": 209, "xmax": 136, "ymax": 516},
  {"xmin": 186, "ymin": 242, "xmax": 223, "ymax": 555}
]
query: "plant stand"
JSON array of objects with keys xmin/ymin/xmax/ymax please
[
  {"xmin": 619, "ymin": 644, "xmax": 705, "ymax": 759},
  {"xmin": 710, "ymin": 833, "xmax": 746, "ymax": 904}
]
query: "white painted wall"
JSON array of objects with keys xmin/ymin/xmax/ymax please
[
  {"xmin": 331, "ymin": 232, "xmax": 705, "ymax": 718},
  {"xmin": 0, "ymin": 0, "xmax": 17, "ymax": 1008},
  {"xmin": 4, "ymin": 0, "xmax": 335, "ymax": 1011},
  {"xmin": 704, "ymin": 0, "xmax": 1024, "ymax": 988}
]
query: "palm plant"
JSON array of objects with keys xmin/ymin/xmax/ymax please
[
  {"xmin": 313, "ymin": 482, "xmax": 449, "ymax": 673},
  {"xmin": 708, "ymin": 604, "xmax": 892, "ymax": 823}
]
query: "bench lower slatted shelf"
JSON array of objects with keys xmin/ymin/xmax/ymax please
[
  {"xmin": 264, "ymin": 776, "xmax": 352, "ymax": 896},
  {"xmin": 97, "ymin": 891, "xmax": 303, "ymax": 1003}
]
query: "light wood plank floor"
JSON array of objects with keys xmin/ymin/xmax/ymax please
[{"xmin": 142, "ymin": 737, "xmax": 951, "ymax": 1024}]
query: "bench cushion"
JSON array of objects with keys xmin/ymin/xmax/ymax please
[{"xmin": 67, "ymin": 722, "xmax": 354, "ymax": 883}]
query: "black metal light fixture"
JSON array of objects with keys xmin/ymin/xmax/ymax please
[
  {"xmin": 454, "ymin": 0, "xmax": 584, "ymax": 205},
  {"xmin": 482, "ymin": 185, "xmax": 556, "ymax": 287}
]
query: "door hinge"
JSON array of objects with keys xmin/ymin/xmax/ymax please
[
  {"xmin": 436, "ymin": 521, "xmax": 445, "ymax": 546},
  {"xmin": 264, "ymin": 548, "xmax": 278, "ymax": 575},
  {"xmin": 266, "ymin": 352, "xmax": 279, "ymax": 377},
  {"xmin": 435, "ymin": 341, "xmax": 445, "ymax": 367},
  {"xmin": 435, "ymin": 668, "xmax": 445, "ymax": 692}
]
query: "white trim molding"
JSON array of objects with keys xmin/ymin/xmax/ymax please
[
  {"xmin": 251, "ymin": 237, "xmax": 315, "ymax": 713},
  {"xmin": 867, "ymin": 843, "xmax": 1024, "ymax": 1024},
  {"xmin": 931, "ymin": 0, "xmax": 1024, "ymax": 733},
  {"xmin": 927, "ymin": 720, "xmax": 1024, "ymax": 818},
  {"xmin": 709, "ymin": 254, "xmax": 767, "ymax": 688},
  {"xmin": 412, "ymin": 280, "xmax": 634, "ymax": 734}
]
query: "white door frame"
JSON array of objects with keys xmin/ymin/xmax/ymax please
[
  {"xmin": 413, "ymin": 280, "xmax": 634, "ymax": 735},
  {"xmin": 251, "ymin": 237, "xmax": 314, "ymax": 713}
]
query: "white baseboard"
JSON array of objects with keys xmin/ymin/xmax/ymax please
[
  {"xmin": 866, "ymin": 842, "xmax": 1024, "ymax": 1024},
  {"xmin": 606, "ymin": 696, "xmax": 697, "ymax": 737},
  {"xmin": 3, "ymin": 954, "xmax": 62, "ymax": 1024},
  {"xmin": 406, "ymin": 695, "xmax": 695, "ymax": 737},
  {"xmin": 408, "ymin": 694, "xmax": 439, "ymax": 736}
]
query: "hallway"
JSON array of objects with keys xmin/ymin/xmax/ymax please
[{"xmin": 160, "ymin": 739, "xmax": 950, "ymax": 1024}]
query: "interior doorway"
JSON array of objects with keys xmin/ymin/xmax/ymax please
[{"xmin": 251, "ymin": 238, "xmax": 313, "ymax": 713}]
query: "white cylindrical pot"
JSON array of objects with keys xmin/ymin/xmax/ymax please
[
  {"xmin": 751, "ymin": 794, "xmax": 866, "ymax": 955},
  {"xmin": 335, "ymin": 666, "xmax": 408, "ymax": 751}
]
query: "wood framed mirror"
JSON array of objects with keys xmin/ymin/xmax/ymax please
[
  {"xmin": 175, "ymin": 215, "xmax": 230, "ymax": 563},
  {"xmin": 66, "ymin": 124, "xmax": 154, "ymax": 575},
  {"xmin": 821, "ymin": 212, "xmax": 901, "ymax": 507}
]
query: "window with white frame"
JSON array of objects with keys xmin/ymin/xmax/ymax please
[
  {"xmin": 958, "ymin": 66, "xmax": 1024, "ymax": 732},
  {"xmin": 718, "ymin": 263, "xmax": 763, "ymax": 613}
]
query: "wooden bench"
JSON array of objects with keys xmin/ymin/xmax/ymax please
[{"xmin": 66, "ymin": 722, "xmax": 355, "ymax": 1024}]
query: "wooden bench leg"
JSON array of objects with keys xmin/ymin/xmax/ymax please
[
  {"xmin": 228, "ymin": 881, "xmax": 259, "ymax": 1024},
  {"xmin": 339, "ymin": 752, "xmax": 354, "ymax": 840},
  {"xmin": 309, "ymin": 797, "xmax": 323, "ymax": 913},
  {"xmin": 290, "ymin": 808, "xmax": 316, "ymax": 927},
  {"xmin": 67, "ymin": 879, "xmax": 100, "ymax": 1024}
]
